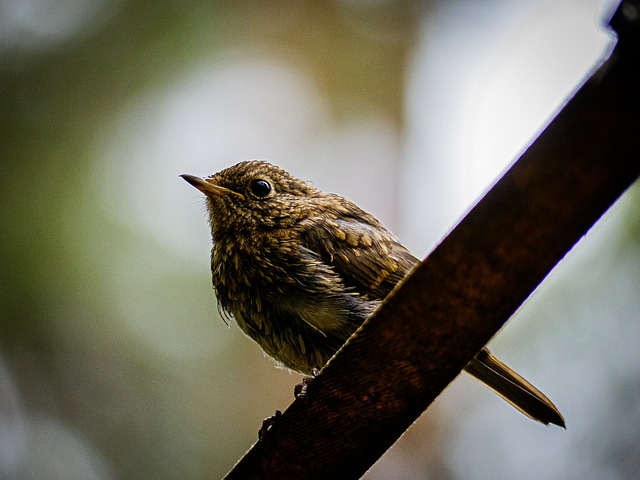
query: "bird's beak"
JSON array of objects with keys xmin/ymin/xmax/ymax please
[{"xmin": 180, "ymin": 174, "xmax": 244, "ymax": 199}]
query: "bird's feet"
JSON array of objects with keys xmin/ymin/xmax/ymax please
[
  {"xmin": 294, "ymin": 368, "xmax": 319, "ymax": 400},
  {"xmin": 258, "ymin": 410, "xmax": 282, "ymax": 442}
]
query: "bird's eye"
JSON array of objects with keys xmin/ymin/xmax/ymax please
[{"xmin": 250, "ymin": 179, "xmax": 272, "ymax": 198}]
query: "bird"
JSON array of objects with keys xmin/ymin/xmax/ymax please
[{"xmin": 181, "ymin": 160, "xmax": 564, "ymax": 427}]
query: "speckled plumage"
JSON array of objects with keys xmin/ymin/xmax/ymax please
[
  {"xmin": 182, "ymin": 160, "xmax": 564, "ymax": 427},
  {"xmin": 197, "ymin": 161, "xmax": 417, "ymax": 373}
]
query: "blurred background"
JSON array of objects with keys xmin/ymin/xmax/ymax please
[{"xmin": 1, "ymin": 0, "xmax": 638, "ymax": 478}]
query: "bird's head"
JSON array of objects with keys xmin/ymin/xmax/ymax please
[{"xmin": 181, "ymin": 160, "xmax": 321, "ymax": 239}]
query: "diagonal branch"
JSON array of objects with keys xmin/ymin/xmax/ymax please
[{"xmin": 224, "ymin": 2, "xmax": 640, "ymax": 478}]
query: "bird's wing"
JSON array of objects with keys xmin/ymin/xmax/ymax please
[{"xmin": 300, "ymin": 215, "xmax": 419, "ymax": 300}]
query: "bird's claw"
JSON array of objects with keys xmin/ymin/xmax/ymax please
[
  {"xmin": 258, "ymin": 410, "xmax": 282, "ymax": 442},
  {"xmin": 294, "ymin": 368, "xmax": 319, "ymax": 401}
]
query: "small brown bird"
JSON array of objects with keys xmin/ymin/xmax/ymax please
[{"xmin": 182, "ymin": 160, "xmax": 564, "ymax": 427}]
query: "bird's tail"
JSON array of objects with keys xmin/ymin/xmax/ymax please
[{"xmin": 464, "ymin": 348, "xmax": 565, "ymax": 428}]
